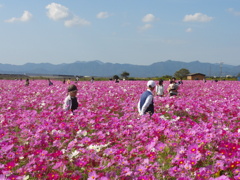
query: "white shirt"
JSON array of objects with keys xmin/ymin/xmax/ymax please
[
  {"xmin": 138, "ymin": 89, "xmax": 154, "ymax": 115},
  {"xmin": 156, "ymin": 85, "xmax": 164, "ymax": 96},
  {"xmin": 63, "ymin": 95, "xmax": 72, "ymax": 111}
]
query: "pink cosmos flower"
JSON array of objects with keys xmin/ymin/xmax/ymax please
[
  {"xmin": 47, "ymin": 172, "xmax": 59, "ymax": 180},
  {"xmin": 5, "ymin": 161, "xmax": 15, "ymax": 170},
  {"xmin": 0, "ymin": 80, "xmax": 239, "ymax": 179},
  {"xmin": 187, "ymin": 144, "xmax": 198, "ymax": 154},
  {"xmin": 121, "ymin": 167, "xmax": 132, "ymax": 176},
  {"xmin": 136, "ymin": 164, "xmax": 147, "ymax": 173},
  {"xmin": 0, "ymin": 130, "xmax": 5, "ymax": 138},
  {"xmin": 184, "ymin": 162, "xmax": 192, "ymax": 170},
  {"xmin": 88, "ymin": 171, "xmax": 99, "ymax": 180},
  {"xmin": 0, "ymin": 175, "xmax": 7, "ymax": 180},
  {"xmin": 99, "ymin": 177, "xmax": 110, "ymax": 180},
  {"xmin": 7, "ymin": 152, "xmax": 15, "ymax": 159},
  {"xmin": 75, "ymin": 159, "xmax": 88, "ymax": 167},
  {"xmin": 70, "ymin": 174, "xmax": 82, "ymax": 180},
  {"xmin": 137, "ymin": 175, "xmax": 152, "ymax": 180},
  {"xmin": 168, "ymin": 166, "xmax": 180, "ymax": 176},
  {"xmin": 233, "ymin": 168, "xmax": 240, "ymax": 175},
  {"xmin": 209, "ymin": 175, "xmax": 230, "ymax": 180},
  {"xmin": 7, "ymin": 175, "xmax": 18, "ymax": 180},
  {"xmin": 155, "ymin": 142, "xmax": 166, "ymax": 152}
]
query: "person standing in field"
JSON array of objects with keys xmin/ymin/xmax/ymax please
[
  {"xmin": 63, "ymin": 84, "xmax": 79, "ymax": 112},
  {"xmin": 167, "ymin": 80, "xmax": 179, "ymax": 96},
  {"xmin": 25, "ymin": 78, "xmax": 29, "ymax": 86},
  {"xmin": 178, "ymin": 78, "xmax": 183, "ymax": 85},
  {"xmin": 48, "ymin": 78, "xmax": 53, "ymax": 86},
  {"xmin": 156, "ymin": 79, "xmax": 164, "ymax": 97},
  {"xmin": 138, "ymin": 80, "xmax": 156, "ymax": 116},
  {"xmin": 91, "ymin": 77, "xmax": 94, "ymax": 83},
  {"xmin": 67, "ymin": 78, "xmax": 71, "ymax": 84}
]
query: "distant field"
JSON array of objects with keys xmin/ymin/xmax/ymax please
[{"xmin": 0, "ymin": 80, "xmax": 239, "ymax": 179}]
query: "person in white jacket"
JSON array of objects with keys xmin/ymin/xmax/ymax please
[{"xmin": 63, "ymin": 84, "xmax": 79, "ymax": 112}]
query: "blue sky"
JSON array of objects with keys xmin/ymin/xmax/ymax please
[{"xmin": 0, "ymin": 0, "xmax": 239, "ymax": 66}]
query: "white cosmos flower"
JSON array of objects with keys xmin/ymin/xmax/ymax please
[{"xmin": 23, "ymin": 175, "xmax": 29, "ymax": 180}]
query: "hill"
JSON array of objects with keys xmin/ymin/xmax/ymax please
[{"xmin": 0, "ymin": 60, "xmax": 239, "ymax": 77}]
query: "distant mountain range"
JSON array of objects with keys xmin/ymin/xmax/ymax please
[{"xmin": 0, "ymin": 60, "xmax": 239, "ymax": 77}]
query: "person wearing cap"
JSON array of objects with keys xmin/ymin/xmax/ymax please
[
  {"xmin": 138, "ymin": 80, "xmax": 156, "ymax": 116},
  {"xmin": 63, "ymin": 84, "xmax": 79, "ymax": 112}
]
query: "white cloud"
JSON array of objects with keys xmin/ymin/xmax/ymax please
[
  {"xmin": 96, "ymin": 12, "xmax": 110, "ymax": 19},
  {"xmin": 183, "ymin": 13, "xmax": 213, "ymax": 22},
  {"xmin": 139, "ymin": 24, "xmax": 153, "ymax": 31},
  {"xmin": 46, "ymin": 3, "xmax": 91, "ymax": 28},
  {"xmin": 5, "ymin": 11, "xmax": 32, "ymax": 23},
  {"xmin": 64, "ymin": 16, "xmax": 91, "ymax": 27},
  {"xmin": 186, "ymin": 28, "xmax": 192, "ymax": 32},
  {"xmin": 0, "ymin": 4, "xmax": 3, "ymax": 8},
  {"xmin": 142, "ymin": 14, "xmax": 155, "ymax": 22},
  {"xmin": 227, "ymin": 8, "xmax": 240, "ymax": 16},
  {"xmin": 46, "ymin": 3, "xmax": 69, "ymax": 21}
]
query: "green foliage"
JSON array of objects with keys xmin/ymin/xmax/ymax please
[
  {"xmin": 113, "ymin": 75, "xmax": 119, "ymax": 80},
  {"xmin": 174, "ymin": 68, "xmax": 190, "ymax": 79},
  {"xmin": 161, "ymin": 75, "xmax": 172, "ymax": 80},
  {"xmin": 121, "ymin": 71, "xmax": 130, "ymax": 79}
]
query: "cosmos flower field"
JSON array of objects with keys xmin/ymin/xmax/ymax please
[{"xmin": 0, "ymin": 79, "xmax": 239, "ymax": 180}]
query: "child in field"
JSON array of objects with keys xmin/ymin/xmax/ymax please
[
  {"xmin": 63, "ymin": 84, "xmax": 79, "ymax": 112},
  {"xmin": 156, "ymin": 79, "xmax": 164, "ymax": 97}
]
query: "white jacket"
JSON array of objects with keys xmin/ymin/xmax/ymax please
[{"xmin": 63, "ymin": 95, "xmax": 72, "ymax": 111}]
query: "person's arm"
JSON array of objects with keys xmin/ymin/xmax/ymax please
[
  {"xmin": 140, "ymin": 95, "xmax": 153, "ymax": 115},
  {"xmin": 167, "ymin": 85, "xmax": 171, "ymax": 92},
  {"xmin": 155, "ymin": 85, "xmax": 159, "ymax": 95},
  {"xmin": 137, "ymin": 101, "xmax": 141, "ymax": 115}
]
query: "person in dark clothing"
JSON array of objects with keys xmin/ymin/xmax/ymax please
[
  {"xmin": 48, "ymin": 78, "xmax": 53, "ymax": 86},
  {"xmin": 178, "ymin": 78, "xmax": 183, "ymax": 85},
  {"xmin": 138, "ymin": 80, "xmax": 156, "ymax": 116},
  {"xmin": 25, "ymin": 78, "xmax": 29, "ymax": 86},
  {"xmin": 63, "ymin": 84, "xmax": 79, "ymax": 112}
]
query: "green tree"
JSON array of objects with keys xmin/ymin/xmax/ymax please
[
  {"xmin": 161, "ymin": 75, "xmax": 172, "ymax": 80},
  {"xmin": 121, "ymin": 71, "xmax": 130, "ymax": 79},
  {"xmin": 113, "ymin": 75, "xmax": 119, "ymax": 80},
  {"xmin": 174, "ymin": 68, "xmax": 190, "ymax": 79}
]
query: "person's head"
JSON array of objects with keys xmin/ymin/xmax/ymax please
[
  {"xmin": 147, "ymin": 80, "xmax": 156, "ymax": 91},
  {"xmin": 159, "ymin": 79, "xmax": 163, "ymax": 85},
  {"xmin": 171, "ymin": 77, "xmax": 176, "ymax": 82},
  {"xmin": 170, "ymin": 80, "xmax": 175, "ymax": 84},
  {"xmin": 67, "ymin": 84, "xmax": 78, "ymax": 97}
]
